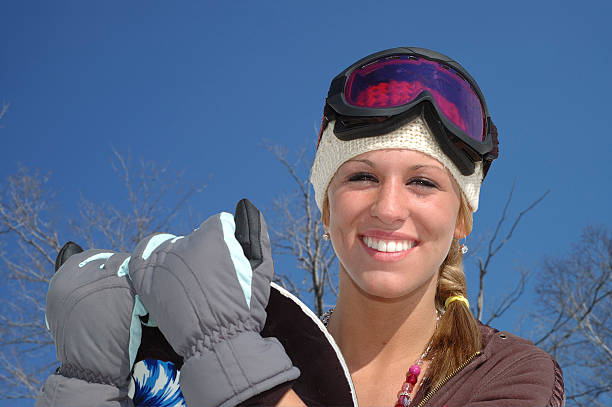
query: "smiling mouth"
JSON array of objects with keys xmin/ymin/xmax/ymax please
[{"xmin": 361, "ymin": 236, "xmax": 418, "ymax": 253}]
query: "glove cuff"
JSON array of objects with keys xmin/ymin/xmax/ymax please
[
  {"xmin": 180, "ymin": 331, "xmax": 300, "ymax": 407},
  {"xmin": 36, "ymin": 373, "xmax": 133, "ymax": 407},
  {"xmin": 56, "ymin": 363, "xmax": 122, "ymax": 387}
]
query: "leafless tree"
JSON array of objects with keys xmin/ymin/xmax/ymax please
[
  {"xmin": 0, "ymin": 166, "xmax": 60, "ymax": 400},
  {"xmin": 532, "ymin": 225, "xmax": 611, "ymax": 407},
  {"xmin": 469, "ymin": 181, "xmax": 550, "ymax": 324},
  {"xmin": 71, "ymin": 148, "xmax": 204, "ymax": 252},
  {"xmin": 0, "ymin": 151, "xmax": 203, "ymax": 400},
  {"xmin": 266, "ymin": 144, "xmax": 337, "ymax": 317}
]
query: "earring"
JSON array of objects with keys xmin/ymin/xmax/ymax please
[
  {"xmin": 322, "ymin": 232, "xmax": 330, "ymax": 241},
  {"xmin": 459, "ymin": 237, "xmax": 468, "ymax": 254}
]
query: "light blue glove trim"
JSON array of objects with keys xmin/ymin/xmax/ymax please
[
  {"xmin": 142, "ymin": 234, "xmax": 177, "ymax": 260},
  {"xmin": 220, "ymin": 212, "xmax": 253, "ymax": 309},
  {"xmin": 117, "ymin": 256, "xmax": 131, "ymax": 277},
  {"xmin": 78, "ymin": 252, "xmax": 114, "ymax": 267},
  {"xmin": 129, "ymin": 294, "xmax": 149, "ymax": 369}
]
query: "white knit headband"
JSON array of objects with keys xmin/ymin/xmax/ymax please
[{"xmin": 310, "ymin": 116, "xmax": 483, "ymax": 212}]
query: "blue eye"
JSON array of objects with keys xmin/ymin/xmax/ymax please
[
  {"xmin": 409, "ymin": 178, "xmax": 437, "ymax": 188},
  {"xmin": 348, "ymin": 172, "xmax": 378, "ymax": 182}
]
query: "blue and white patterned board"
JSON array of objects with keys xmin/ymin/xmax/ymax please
[{"xmin": 132, "ymin": 359, "xmax": 186, "ymax": 407}]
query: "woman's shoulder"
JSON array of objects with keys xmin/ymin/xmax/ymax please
[
  {"xmin": 424, "ymin": 322, "xmax": 564, "ymax": 406},
  {"xmin": 474, "ymin": 322, "xmax": 565, "ymax": 406},
  {"xmin": 479, "ymin": 322, "xmax": 556, "ymax": 364}
]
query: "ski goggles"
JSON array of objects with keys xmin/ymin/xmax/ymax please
[{"xmin": 319, "ymin": 47, "xmax": 498, "ymax": 177}]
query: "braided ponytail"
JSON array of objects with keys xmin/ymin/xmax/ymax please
[{"xmin": 425, "ymin": 196, "xmax": 481, "ymax": 390}]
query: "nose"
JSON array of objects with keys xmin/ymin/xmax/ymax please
[{"xmin": 369, "ymin": 178, "xmax": 410, "ymax": 225}]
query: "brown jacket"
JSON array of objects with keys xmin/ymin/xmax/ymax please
[
  {"xmin": 410, "ymin": 323, "xmax": 564, "ymax": 407},
  {"xmin": 255, "ymin": 284, "xmax": 565, "ymax": 407}
]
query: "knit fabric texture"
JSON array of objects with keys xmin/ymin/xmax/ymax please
[{"xmin": 310, "ymin": 116, "xmax": 483, "ymax": 212}]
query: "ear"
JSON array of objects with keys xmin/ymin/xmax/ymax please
[
  {"xmin": 454, "ymin": 225, "xmax": 465, "ymax": 240},
  {"xmin": 453, "ymin": 213, "xmax": 468, "ymax": 240},
  {"xmin": 321, "ymin": 196, "xmax": 331, "ymax": 229}
]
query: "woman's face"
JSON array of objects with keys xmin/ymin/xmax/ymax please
[{"xmin": 327, "ymin": 149, "xmax": 463, "ymax": 299}]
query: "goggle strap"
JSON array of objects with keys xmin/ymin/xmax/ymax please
[
  {"xmin": 481, "ymin": 118, "xmax": 499, "ymax": 179},
  {"xmin": 422, "ymin": 104, "xmax": 476, "ymax": 176},
  {"xmin": 317, "ymin": 103, "xmax": 338, "ymax": 148},
  {"xmin": 333, "ymin": 105, "xmax": 422, "ymax": 141}
]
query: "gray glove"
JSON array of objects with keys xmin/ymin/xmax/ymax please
[
  {"xmin": 37, "ymin": 246, "xmax": 146, "ymax": 407},
  {"xmin": 128, "ymin": 199, "xmax": 300, "ymax": 407}
]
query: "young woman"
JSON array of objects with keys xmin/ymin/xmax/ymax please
[
  {"xmin": 38, "ymin": 47, "xmax": 564, "ymax": 407},
  {"xmin": 271, "ymin": 47, "xmax": 563, "ymax": 407}
]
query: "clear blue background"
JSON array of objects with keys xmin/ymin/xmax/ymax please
[{"xmin": 1, "ymin": 1, "xmax": 611, "ymax": 404}]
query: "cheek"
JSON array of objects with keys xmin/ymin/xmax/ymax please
[
  {"xmin": 327, "ymin": 189, "xmax": 369, "ymax": 260},
  {"xmin": 328, "ymin": 193, "xmax": 353, "ymax": 243},
  {"xmin": 414, "ymin": 200, "xmax": 459, "ymax": 246},
  {"xmin": 327, "ymin": 187, "xmax": 359, "ymax": 231}
]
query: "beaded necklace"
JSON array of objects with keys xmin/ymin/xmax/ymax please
[{"xmin": 321, "ymin": 308, "xmax": 437, "ymax": 407}]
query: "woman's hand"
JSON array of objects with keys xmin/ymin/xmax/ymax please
[
  {"xmin": 38, "ymin": 245, "xmax": 140, "ymax": 407},
  {"xmin": 128, "ymin": 199, "xmax": 300, "ymax": 407}
]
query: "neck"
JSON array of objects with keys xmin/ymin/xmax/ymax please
[{"xmin": 327, "ymin": 267, "xmax": 439, "ymax": 373}]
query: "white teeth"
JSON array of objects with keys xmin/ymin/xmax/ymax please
[{"xmin": 362, "ymin": 236, "xmax": 416, "ymax": 253}]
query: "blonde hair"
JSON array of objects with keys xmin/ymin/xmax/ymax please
[
  {"xmin": 322, "ymin": 194, "xmax": 481, "ymax": 390},
  {"xmin": 426, "ymin": 195, "xmax": 481, "ymax": 391}
]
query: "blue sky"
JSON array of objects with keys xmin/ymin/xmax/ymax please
[{"xmin": 1, "ymin": 0, "xmax": 611, "ymax": 404}]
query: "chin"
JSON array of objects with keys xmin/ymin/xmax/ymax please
[{"xmin": 351, "ymin": 269, "xmax": 434, "ymax": 300}]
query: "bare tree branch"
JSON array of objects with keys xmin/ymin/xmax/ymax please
[
  {"xmin": 473, "ymin": 181, "xmax": 549, "ymax": 321},
  {"xmin": 0, "ymin": 100, "xmax": 9, "ymax": 126},
  {"xmin": 532, "ymin": 225, "xmax": 612, "ymax": 404},
  {"xmin": 483, "ymin": 266, "xmax": 529, "ymax": 325},
  {"xmin": 265, "ymin": 141, "xmax": 337, "ymax": 316},
  {"xmin": 0, "ymin": 166, "xmax": 59, "ymax": 398},
  {"xmin": 0, "ymin": 152, "xmax": 203, "ymax": 400}
]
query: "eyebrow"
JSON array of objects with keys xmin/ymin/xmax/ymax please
[
  {"xmin": 411, "ymin": 164, "xmax": 445, "ymax": 172},
  {"xmin": 346, "ymin": 158, "xmax": 375, "ymax": 167},
  {"xmin": 346, "ymin": 159, "xmax": 445, "ymax": 172}
]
